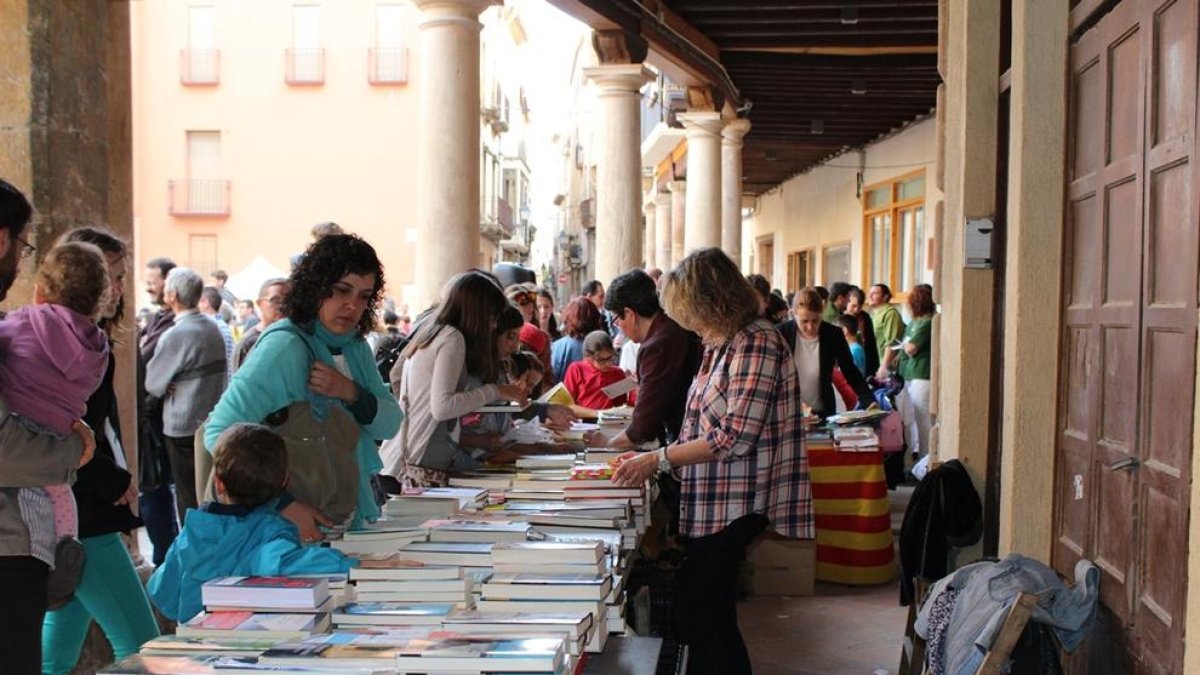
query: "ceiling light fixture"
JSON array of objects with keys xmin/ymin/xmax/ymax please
[
  {"xmin": 811, "ymin": 120, "xmax": 825, "ymax": 135},
  {"xmin": 841, "ymin": 7, "xmax": 859, "ymax": 25},
  {"xmin": 851, "ymin": 79, "xmax": 867, "ymax": 95}
]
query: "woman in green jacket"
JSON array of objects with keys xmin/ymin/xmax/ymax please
[{"xmin": 204, "ymin": 234, "xmax": 402, "ymax": 540}]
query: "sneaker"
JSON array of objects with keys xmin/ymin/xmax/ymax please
[{"xmin": 46, "ymin": 537, "xmax": 86, "ymax": 610}]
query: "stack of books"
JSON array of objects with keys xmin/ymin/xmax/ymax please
[
  {"xmin": 340, "ymin": 552, "xmax": 471, "ymax": 622},
  {"xmin": 256, "ymin": 630, "xmax": 568, "ymax": 674},
  {"xmin": 832, "ymin": 426, "xmax": 880, "ymax": 452},
  {"xmin": 382, "ymin": 487, "xmax": 489, "ymax": 519},
  {"xmin": 175, "ymin": 576, "xmax": 334, "ymax": 643},
  {"xmin": 329, "ymin": 519, "xmax": 428, "ymax": 555},
  {"xmin": 478, "ymin": 541, "xmax": 612, "ymax": 653},
  {"xmin": 596, "ymin": 406, "xmax": 634, "ymax": 428}
]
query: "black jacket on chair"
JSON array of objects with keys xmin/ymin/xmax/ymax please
[
  {"xmin": 898, "ymin": 459, "xmax": 983, "ymax": 605},
  {"xmin": 777, "ymin": 319, "xmax": 873, "ymax": 418}
]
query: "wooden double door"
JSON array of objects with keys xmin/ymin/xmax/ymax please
[{"xmin": 1056, "ymin": 0, "xmax": 1199, "ymax": 673}]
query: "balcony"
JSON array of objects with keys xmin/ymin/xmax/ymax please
[
  {"xmin": 368, "ymin": 47, "xmax": 408, "ymax": 85},
  {"xmin": 286, "ymin": 48, "xmax": 325, "ymax": 85},
  {"xmin": 481, "ymin": 197, "xmax": 515, "ymax": 241},
  {"xmin": 180, "ymin": 49, "xmax": 220, "ymax": 85},
  {"xmin": 168, "ymin": 179, "xmax": 231, "ymax": 217},
  {"xmin": 580, "ymin": 197, "xmax": 594, "ymax": 229}
]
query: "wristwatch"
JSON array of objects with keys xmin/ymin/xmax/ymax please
[{"xmin": 657, "ymin": 447, "xmax": 673, "ymax": 474}]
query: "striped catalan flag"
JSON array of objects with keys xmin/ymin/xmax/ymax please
[{"xmin": 808, "ymin": 445, "xmax": 897, "ymax": 585}]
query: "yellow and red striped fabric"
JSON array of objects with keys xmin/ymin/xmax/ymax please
[{"xmin": 808, "ymin": 446, "xmax": 896, "ymax": 585}]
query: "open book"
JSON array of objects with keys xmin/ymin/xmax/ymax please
[
  {"xmin": 600, "ymin": 377, "xmax": 637, "ymax": 399},
  {"xmin": 538, "ymin": 382, "xmax": 575, "ymax": 406},
  {"xmin": 476, "ymin": 401, "xmax": 532, "ymax": 414}
]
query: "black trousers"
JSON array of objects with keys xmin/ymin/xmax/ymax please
[
  {"xmin": 165, "ymin": 434, "xmax": 198, "ymax": 522},
  {"xmin": 674, "ymin": 514, "xmax": 769, "ymax": 675},
  {"xmin": 0, "ymin": 555, "xmax": 50, "ymax": 674}
]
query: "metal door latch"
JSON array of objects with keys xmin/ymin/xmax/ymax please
[{"xmin": 1108, "ymin": 456, "xmax": 1140, "ymax": 471}]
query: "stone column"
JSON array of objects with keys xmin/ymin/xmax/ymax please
[
  {"xmin": 678, "ymin": 112, "xmax": 724, "ymax": 253},
  {"xmin": 997, "ymin": 0, "xmax": 1067, "ymax": 559},
  {"xmin": 721, "ymin": 119, "xmax": 751, "ymax": 263},
  {"xmin": 935, "ymin": 0, "xmax": 1000, "ymax": 496},
  {"xmin": 0, "ymin": 1, "xmax": 138, "ymax": 476},
  {"xmin": 654, "ymin": 192, "xmax": 672, "ymax": 272},
  {"xmin": 668, "ymin": 180, "xmax": 686, "ymax": 266},
  {"xmin": 642, "ymin": 200, "xmax": 656, "ymax": 270},
  {"xmin": 583, "ymin": 64, "xmax": 654, "ymax": 284},
  {"xmin": 413, "ymin": 0, "xmax": 494, "ymax": 307}
]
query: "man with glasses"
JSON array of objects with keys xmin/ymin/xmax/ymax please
[
  {"xmin": 595, "ymin": 269, "xmax": 701, "ymax": 450},
  {"xmin": 232, "ymin": 277, "xmax": 288, "ymax": 371},
  {"xmin": 0, "ymin": 178, "xmax": 96, "ymax": 672}
]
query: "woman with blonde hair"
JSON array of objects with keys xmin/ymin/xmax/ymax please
[{"xmin": 613, "ymin": 247, "xmax": 811, "ymax": 675}]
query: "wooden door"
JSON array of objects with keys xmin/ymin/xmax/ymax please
[{"xmin": 1057, "ymin": 0, "xmax": 1198, "ymax": 672}]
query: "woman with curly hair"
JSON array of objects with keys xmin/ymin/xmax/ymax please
[
  {"xmin": 204, "ymin": 234, "xmax": 402, "ymax": 539},
  {"xmin": 379, "ymin": 270, "xmax": 528, "ymax": 487},
  {"xmin": 550, "ymin": 296, "xmax": 604, "ymax": 383}
]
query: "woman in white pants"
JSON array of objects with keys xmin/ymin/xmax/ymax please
[{"xmin": 893, "ymin": 285, "xmax": 935, "ymax": 458}]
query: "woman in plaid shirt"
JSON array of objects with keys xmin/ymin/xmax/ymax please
[{"xmin": 614, "ymin": 247, "xmax": 813, "ymax": 675}]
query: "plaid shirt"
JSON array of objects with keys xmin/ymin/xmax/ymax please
[{"xmin": 677, "ymin": 318, "xmax": 813, "ymax": 539}]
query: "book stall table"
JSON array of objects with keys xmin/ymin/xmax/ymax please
[{"xmin": 807, "ymin": 427, "xmax": 897, "ymax": 586}]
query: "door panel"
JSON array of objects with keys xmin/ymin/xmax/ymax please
[{"xmin": 1058, "ymin": 0, "xmax": 1197, "ymax": 672}]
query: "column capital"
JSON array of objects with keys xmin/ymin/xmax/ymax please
[
  {"xmin": 654, "ymin": 191, "xmax": 672, "ymax": 208},
  {"xmin": 413, "ymin": 0, "xmax": 496, "ymax": 27},
  {"xmin": 667, "ymin": 180, "xmax": 687, "ymax": 194},
  {"xmin": 643, "ymin": 200, "xmax": 656, "ymax": 215},
  {"xmin": 677, "ymin": 111, "xmax": 724, "ymax": 138},
  {"xmin": 721, "ymin": 118, "xmax": 752, "ymax": 146},
  {"xmin": 583, "ymin": 64, "xmax": 655, "ymax": 95}
]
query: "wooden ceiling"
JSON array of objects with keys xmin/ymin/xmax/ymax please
[
  {"xmin": 669, "ymin": 0, "xmax": 940, "ymax": 194},
  {"xmin": 547, "ymin": 0, "xmax": 941, "ymax": 194}
]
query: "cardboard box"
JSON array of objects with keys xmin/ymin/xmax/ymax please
[{"xmin": 745, "ymin": 532, "xmax": 815, "ymax": 596}]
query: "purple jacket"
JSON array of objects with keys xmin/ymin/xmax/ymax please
[{"xmin": 0, "ymin": 304, "xmax": 109, "ymax": 436}]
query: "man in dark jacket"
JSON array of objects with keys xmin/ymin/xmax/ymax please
[
  {"xmin": 594, "ymin": 269, "xmax": 701, "ymax": 448},
  {"xmin": 137, "ymin": 256, "xmax": 179, "ymax": 564}
]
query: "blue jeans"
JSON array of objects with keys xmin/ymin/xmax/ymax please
[
  {"xmin": 41, "ymin": 533, "xmax": 160, "ymax": 675},
  {"xmin": 138, "ymin": 485, "xmax": 177, "ymax": 566}
]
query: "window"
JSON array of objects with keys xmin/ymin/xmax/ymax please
[
  {"xmin": 862, "ymin": 170, "xmax": 928, "ymax": 293},
  {"xmin": 189, "ymin": 234, "xmax": 218, "ymax": 277},
  {"xmin": 757, "ymin": 235, "xmax": 775, "ymax": 286},
  {"xmin": 370, "ymin": 4, "xmax": 407, "ymax": 84},
  {"xmin": 186, "ymin": 131, "xmax": 224, "ymax": 213},
  {"xmin": 288, "ymin": 5, "xmax": 324, "ymax": 84},
  {"xmin": 822, "ymin": 243, "xmax": 851, "ymax": 287},
  {"xmin": 183, "ymin": 6, "xmax": 218, "ymax": 84},
  {"xmin": 787, "ymin": 249, "xmax": 814, "ymax": 292}
]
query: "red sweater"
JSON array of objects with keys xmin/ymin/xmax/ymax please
[{"xmin": 563, "ymin": 360, "xmax": 629, "ymax": 410}]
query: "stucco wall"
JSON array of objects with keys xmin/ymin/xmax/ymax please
[
  {"xmin": 744, "ymin": 118, "xmax": 941, "ymax": 291},
  {"xmin": 131, "ymin": 0, "xmax": 425, "ymax": 304}
]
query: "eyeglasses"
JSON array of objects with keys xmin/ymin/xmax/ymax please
[
  {"xmin": 592, "ymin": 354, "xmax": 615, "ymax": 366},
  {"xmin": 260, "ymin": 294, "xmax": 285, "ymax": 306},
  {"xmin": 14, "ymin": 234, "xmax": 34, "ymax": 259}
]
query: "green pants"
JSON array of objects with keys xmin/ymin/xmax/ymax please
[{"xmin": 41, "ymin": 532, "xmax": 160, "ymax": 675}]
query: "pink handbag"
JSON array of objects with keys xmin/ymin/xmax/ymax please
[{"xmin": 878, "ymin": 411, "xmax": 904, "ymax": 453}]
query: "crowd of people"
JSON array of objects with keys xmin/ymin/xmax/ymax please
[{"xmin": 0, "ymin": 175, "xmax": 936, "ymax": 675}]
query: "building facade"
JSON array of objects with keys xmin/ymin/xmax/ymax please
[{"xmin": 131, "ymin": 0, "xmax": 535, "ymax": 307}]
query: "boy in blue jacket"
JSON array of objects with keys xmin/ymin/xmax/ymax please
[{"xmin": 147, "ymin": 423, "xmax": 354, "ymax": 622}]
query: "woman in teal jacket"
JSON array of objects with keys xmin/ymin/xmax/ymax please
[{"xmin": 204, "ymin": 234, "xmax": 402, "ymax": 537}]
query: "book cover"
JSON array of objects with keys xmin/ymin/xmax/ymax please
[{"xmin": 200, "ymin": 576, "xmax": 329, "ymax": 610}]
